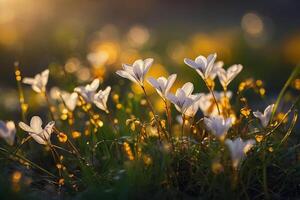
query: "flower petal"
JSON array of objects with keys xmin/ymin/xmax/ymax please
[{"xmin": 30, "ymin": 116, "xmax": 43, "ymax": 133}]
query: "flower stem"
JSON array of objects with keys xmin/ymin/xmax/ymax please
[
  {"xmin": 44, "ymin": 91, "xmax": 55, "ymax": 121},
  {"xmin": 262, "ymin": 140, "xmax": 270, "ymax": 199},
  {"xmin": 106, "ymin": 111, "xmax": 120, "ymax": 138},
  {"xmin": 0, "ymin": 147, "xmax": 57, "ymax": 178},
  {"xmin": 14, "ymin": 63, "xmax": 27, "ymax": 122},
  {"xmin": 204, "ymin": 79, "xmax": 221, "ymax": 115},
  {"xmin": 141, "ymin": 86, "xmax": 168, "ymax": 140},
  {"xmin": 181, "ymin": 115, "xmax": 185, "ymax": 139},
  {"xmin": 164, "ymin": 100, "xmax": 172, "ymax": 138},
  {"xmin": 164, "ymin": 99, "xmax": 175, "ymax": 150}
]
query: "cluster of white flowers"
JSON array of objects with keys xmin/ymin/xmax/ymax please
[
  {"xmin": 74, "ymin": 79, "xmax": 111, "ymax": 113},
  {"xmin": 0, "ymin": 70, "xmax": 112, "ymax": 146},
  {"xmin": 0, "ymin": 52, "xmax": 276, "ymax": 169},
  {"xmin": 116, "ymin": 53, "xmax": 275, "ymax": 168}
]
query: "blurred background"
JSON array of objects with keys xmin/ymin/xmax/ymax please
[{"xmin": 0, "ymin": 0, "xmax": 300, "ymax": 116}]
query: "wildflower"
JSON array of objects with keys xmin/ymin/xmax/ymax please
[
  {"xmin": 19, "ymin": 116, "xmax": 55, "ymax": 145},
  {"xmin": 93, "ymin": 86, "xmax": 111, "ymax": 113},
  {"xmin": 253, "ymin": 104, "xmax": 275, "ymax": 128},
  {"xmin": 199, "ymin": 91, "xmax": 232, "ymax": 117},
  {"xmin": 240, "ymin": 107, "xmax": 251, "ymax": 118},
  {"xmin": 255, "ymin": 135, "xmax": 264, "ymax": 142},
  {"xmin": 57, "ymin": 132, "xmax": 68, "ymax": 143},
  {"xmin": 185, "ymin": 94, "xmax": 203, "ymax": 117},
  {"xmin": 72, "ymin": 131, "xmax": 81, "ymax": 139},
  {"xmin": 0, "ymin": 121, "xmax": 16, "ymax": 146},
  {"xmin": 225, "ymin": 137, "xmax": 255, "ymax": 169},
  {"xmin": 184, "ymin": 53, "xmax": 217, "ymax": 80},
  {"xmin": 116, "ymin": 58, "xmax": 154, "ymax": 86},
  {"xmin": 167, "ymin": 82, "xmax": 200, "ymax": 114},
  {"xmin": 204, "ymin": 116, "xmax": 232, "ymax": 141},
  {"xmin": 147, "ymin": 74, "xmax": 177, "ymax": 100},
  {"xmin": 61, "ymin": 92, "xmax": 78, "ymax": 111},
  {"xmin": 210, "ymin": 61, "xmax": 224, "ymax": 80},
  {"xmin": 217, "ymin": 64, "xmax": 243, "ymax": 89},
  {"xmin": 74, "ymin": 79, "xmax": 100, "ymax": 102},
  {"xmin": 23, "ymin": 69, "xmax": 49, "ymax": 93}
]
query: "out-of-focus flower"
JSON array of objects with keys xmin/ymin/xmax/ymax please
[
  {"xmin": 184, "ymin": 53, "xmax": 217, "ymax": 80},
  {"xmin": 204, "ymin": 116, "xmax": 232, "ymax": 141},
  {"xmin": 147, "ymin": 74, "xmax": 177, "ymax": 100},
  {"xmin": 76, "ymin": 67, "xmax": 91, "ymax": 82},
  {"xmin": 127, "ymin": 25, "xmax": 150, "ymax": 48},
  {"xmin": 116, "ymin": 58, "xmax": 154, "ymax": 86},
  {"xmin": 93, "ymin": 86, "xmax": 111, "ymax": 113},
  {"xmin": 253, "ymin": 104, "xmax": 275, "ymax": 128},
  {"xmin": 0, "ymin": 121, "xmax": 16, "ymax": 146},
  {"xmin": 23, "ymin": 69, "xmax": 49, "ymax": 93},
  {"xmin": 225, "ymin": 137, "xmax": 255, "ymax": 169},
  {"xmin": 241, "ymin": 13, "xmax": 264, "ymax": 37},
  {"xmin": 199, "ymin": 91, "xmax": 232, "ymax": 117},
  {"xmin": 210, "ymin": 61, "xmax": 224, "ymax": 80},
  {"xmin": 61, "ymin": 92, "xmax": 78, "ymax": 111},
  {"xmin": 167, "ymin": 82, "xmax": 200, "ymax": 114},
  {"xmin": 217, "ymin": 64, "xmax": 243, "ymax": 89},
  {"xmin": 74, "ymin": 79, "xmax": 100, "ymax": 102},
  {"xmin": 185, "ymin": 94, "xmax": 203, "ymax": 117},
  {"xmin": 19, "ymin": 116, "xmax": 55, "ymax": 145}
]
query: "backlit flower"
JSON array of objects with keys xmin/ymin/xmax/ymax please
[
  {"xmin": 199, "ymin": 91, "xmax": 232, "ymax": 117},
  {"xmin": 253, "ymin": 104, "xmax": 275, "ymax": 128},
  {"xmin": 210, "ymin": 61, "xmax": 224, "ymax": 80},
  {"xmin": 225, "ymin": 137, "xmax": 255, "ymax": 169},
  {"xmin": 217, "ymin": 64, "xmax": 243, "ymax": 88},
  {"xmin": 93, "ymin": 86, "xmax": 111, "ymax": 113},
  {"xmin": 116, "ymin": 58, "xmax": 154, "ymax": 86},
  {"xmin": 23, "ymin": 69, "xmax": 49, "ymax": 93},
  {"xmin": 204, "ymin": 116, "xmax": 232, "ymax": 141},
  {"xmin": 167, "ymin": 82, "xmax": 200, "ymax": 114},
  {"xmin": 147, "ymin": 74, "xmax": 177, "ymax": 100},
  {"xmin": 74, "ymin": 79, "xmax": 100, "ymax": 102},
  {"xmin": 185, "ymin": 94, "xmax": 203, "ymax": 117},
  {"xmin": 184, "ymin": 53, "xmax": 217, "ymax": 80},
  {"xmin": 0, "ymin": 121, "xmax": 16, "ymax": 146},
  {"xmin": 19, "ymin": 116, "xmax": 55, "ymax": 145},
  {"xmin": 61, "ymin": 92, "xmax": 78, "ymax": 111}
]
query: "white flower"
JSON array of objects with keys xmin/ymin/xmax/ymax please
[
  {"xmin": 185, "ymin": 94, "xmax": 203, "ymax": 117},
  {"xmin": 93, "ymin": 86, "xmax": 111, "ymax": 113},
  {"xmin": 0, "ymin": 121, "xmax": 16, "ymax": 146},
  {"xmin": 217, "ymin": 64, "xmax": 243, "ymax": 88},
  {"xmin": 23, "ymin": 69, "xmax": 49, "ymax": 93},
  {"xmin": 199, "ymin": 91, "xmax": 232, "ymax": 117},
  {"xmin": 253, "ymin": 104, "xmax": 275, "ymax": 128},
  {"xmin": 225, "ymin": 137, "xmax": 255, "ymax": 169},
  {"xmin": 19, "ymin": 116, "xmax": 55, "ymax": 145},
  {"xmin": 204, "ymin": 116, "xmax": 232, "ymax": 141},
  {"xmin": 167, "ymin": 82, "xmax": 200, "ymax": 114},
  {"xmin": 116, "ymin": 58, "xmax": 154, "ymax": 86},
  {"xmin": 74, "ymin": 79, "xmax": 100, "ymax": 102},
  {"xmin": 147, "ymin": 74, "xmax": 177, "ymax": 100},
  {"xmin": 210, "ymin": 61, "xmax": 224, "ymax": 80},
  {"xmin": 61, "ymin": 92, "xmax": 78, "ymax": 111},
  {"xmin": 184, "ymin": 53, "xmax": 217, "ymax": 80}
]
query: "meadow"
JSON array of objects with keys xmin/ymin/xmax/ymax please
[{"xmin": 0, "ymin": 51, "xmax": 300, "ymax": 199}]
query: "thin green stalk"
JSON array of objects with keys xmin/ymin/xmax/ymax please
[
  {"xmin": 0, "ymin": 147, "xmax": 57, "ymax": 178},
  {"xmin": 271, "ymin": 64, "xmax": 300, "ymax": 120},
  {"xmin": 141, "ymin": 86, "xmax": 168, "ymax": 140},
  {"xmin": 14, "ymin": 63, "xmax": 27, "ymax": 122},
  {"xmin": 164, "ymin": 99, "xmax": 172, "ymax": 138},
  {"xmin": 44, "ymin": 91, "xmax": 55, "ymax": 121},
  {"xmin": 262, "ymin": 140, "xmax": 270, "ymax": 199}
]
